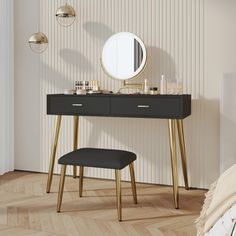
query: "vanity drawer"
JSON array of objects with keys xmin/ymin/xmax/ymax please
[
  {"xmin": 47, "ymin": 95, "xmax": 110, "ymax": 116},
  {"xmin": 110, "ymin": 96, "xmax": 189, "ymax": 119}
]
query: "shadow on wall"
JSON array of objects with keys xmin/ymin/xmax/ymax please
[
  {"xmin": 82, "ymin": 22, "xmax": 177, "ymax": 83},
  {"xmin": 83, "ymin": 21, "xmax": 114, "ymax": 43},
  {"xmin": 146, "ymin": 46, "xmax": 176, "ymax": 84},
  {"xmin": 41, "ymin": 22, "xmax": 177, "ymax": 90},
  {"xmin": 40, "ymin": 63, "xmax": 73, "ymax": 90},
  {"xmin": 59, "ymin": 49, "xmax": 94, "ymax": 73},
  {"xmin": 40, "ymin": 22, "xmax": 113, "ymax": 90},
  {"xmin": 40, "ymin": 50, "xmax": 94, "ymax": 90}
]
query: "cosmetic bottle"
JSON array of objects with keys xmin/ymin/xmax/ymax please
[
  {"xmin": 143, "ymin": 79, "xmax": 149, "ymax": 94},
  {"xmin": 149, "ymin": 87, "xmax": 158, "ymax": 95},
  {"xmin": 160, "ymin": 75, "xmax": 167, "ymax": 94}
]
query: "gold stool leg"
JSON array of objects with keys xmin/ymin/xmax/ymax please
[
  {"xmin": 46, "ymin": 115, "xmax": 62, "ymax": 193},
  {"xmin": 129, "ymin": 162, "xmax": 137, "ymax": 204},
  {"xmin": 79, "ymin": 166, "xmax": 84, "ymax": 197},
  {"xmin": 168, "ymin": 119, "xmax": 179, "ymax": 209},
  {"xmin": 177, "ymin": 119, "xmax": 189, "ymax": 190},
  {"xmin": 73, "ymin": 116, "xmax": 79, "ymax": 178},
  {"xmin": 57, "ymin": 165, "xmax": 67, "ymax": 212},
  {"xmin": 115, "ymin": 170, "xmax": 122, "ymax": 221}
]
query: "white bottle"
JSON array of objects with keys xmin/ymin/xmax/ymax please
[
  {"xmin": 143, "ymin": 79, "xmax": 149, "ymax": 94},
  {"xmin": 160, "ymin": 75, "xmax": 167, "ymax": 94}
]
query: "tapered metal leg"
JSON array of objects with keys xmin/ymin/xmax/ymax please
[
  {"xmin": 46, "ymin": 115, "xmax": 62, "ymax": 193},
  {"xmin": 129, "ymin": 162, "xmax": 137, "ymax": 204},
  {"xmin": 177, "ymin": 119, "xmax": 189, "ymax": 190},
  {"xmin": 168, "ymin": 119, "xmax": 179, "ymax": 209},
  {"xmin": 79, "ymin": 166, "xmax": 84, "ymax": 197},
  {"xmin": 115, "ymin": 170, "xmax": 122, "ymax": 221},
  {"xmin": 73, "ymin": 116, "xmax": 79, "ymax": 178},
  {"xmin": 57, "ymin": 165, "xmax": 67, "ymax": 212}
]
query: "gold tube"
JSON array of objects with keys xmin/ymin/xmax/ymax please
[
  {"xmin": 119, "ymin": 82, "xmax": 143, "ymax": 93},
  {"xmin": 46, "ymin": 115, "xmax": 62, "ymax": 193},
  {"xmin": 177, "ymin": 119, "xmax": 189, "ymax": 190},
  {"xmin": 168, "ymin": 119, "xmax": 179, "ymax": 209},
  {"xmin": 79, "ymin": 166, "xmax": 84, "ymax": 197},
  {"xmin": 129, "ymin": 162, "xmax": 137, "ymax": 204},
  {"xmin": 115, "ymin": 170, "xmax": 122, "ymax": 221},
  {"xmin": 73, "ymin": 116, "xmax": 79, "ymax": 178},
  {"xmin": 57, "ymin": 165, "xmax": 67, "ymax": 212}
]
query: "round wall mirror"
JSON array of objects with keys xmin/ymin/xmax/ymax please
[{"xmin": 101, "ymin": 32, "xmax": 147, "ymax": 80}]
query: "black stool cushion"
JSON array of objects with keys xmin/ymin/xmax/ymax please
[{"xmin": 58, "ymin": 148, "xmax": 136, "ymax": 170}]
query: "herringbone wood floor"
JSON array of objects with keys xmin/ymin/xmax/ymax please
[{"xmin": 0, "ymin": 171, "xmax": 205, "ymax": 236}]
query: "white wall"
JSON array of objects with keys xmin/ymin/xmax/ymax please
[
  {"xmin": 221, "ymin": 77, "xmax": 236, "ymax": 172},
  {"xmin": 14, "ymin": 0, "xmax": 40, "ymax": 171},
  {"xmin": 14, "ymin": 0, "xmax": 236, "ymax": 188},
  {"xmin": 0, "ymin": 0, "xmax": 14, "ymax": 175},
  {"xmin": 214, "ymin": 0, "xmax": 236, "ymax": 172}
]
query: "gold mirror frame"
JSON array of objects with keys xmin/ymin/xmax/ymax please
[{"xmin": 101, "ymin": 32, "xmax": 148, "ymax": 92}]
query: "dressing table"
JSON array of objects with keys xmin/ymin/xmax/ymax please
[
  {"xmin": 46, "ymin": 32, "xmax": 192, "ymax": 209},
  {"xmin": 46, "ymin": 93, "xmax": 191, "ymax": 209}
]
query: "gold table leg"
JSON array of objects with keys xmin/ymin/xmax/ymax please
[
  {"xmin": 168, "ymin": 119, "xmax": 179, "ymax": 209},
  {"xmin": 115, "ymin": 170, "xmax": 122, "ymax": 221},
  {"xmin": 79, "ymin": 166, "xmax": 84, "ymax": 197},
  {"xmin": 73, "ymin": 116, "xmax": 79, "ymax": 178},
  {"xmin": 57, "ymin": 165, "xmax": 67, "ymax": 212},
  {"xmin": 46, "ymin": 115, "xmax": 62, "ymax": 193},
  {"xmin": 177, "ymin": 119, "xmax": 189, "ymax": 190},
  {"xmin": 129, "ymin": 162, "xmax": 137, "ymax": 204}
]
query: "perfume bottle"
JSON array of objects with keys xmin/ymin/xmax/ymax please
[
  {"xmin": 143, "ymin": 79, "xmax": 149, "ymax": 94},
  {"xmin": 160, "ymin": 75, "xmax": 167, "ymax": 94}
]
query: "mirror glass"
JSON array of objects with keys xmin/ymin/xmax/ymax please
[{"xmin": 102, "ymin": 32, "xmax": 147, "ymax": 80}]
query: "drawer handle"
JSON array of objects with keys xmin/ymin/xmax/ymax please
[
  {"xmin": 72, "ymin": 103, "xmax": 83, "ymax": 107},
  {"xmin": 137, "ymin": 105, "xmax": 150, "ymax": 108}
]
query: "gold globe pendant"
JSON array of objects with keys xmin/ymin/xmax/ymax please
[
  {"xmin": 56, "ymin": 3, "xmax": 76, "ymax": 27},
  {"xmin": 28, "ymin": 32, "xmax": 48, "ymax": 54}
]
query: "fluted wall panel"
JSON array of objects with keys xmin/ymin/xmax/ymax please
[{"xmin": 39, "ymin": 0, "xmax": 215, "ymax": 188}]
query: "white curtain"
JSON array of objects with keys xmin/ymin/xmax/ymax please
[{"xmin": 0, "ymin": 0, "xmax": 14, "ymax": 175}]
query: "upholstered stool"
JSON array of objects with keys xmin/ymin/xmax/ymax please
[{"xmin": 57, "ymin": 148, "xmax": 137, "ymax": 221}]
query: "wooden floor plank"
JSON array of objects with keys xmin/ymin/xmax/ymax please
[{"xmin": 0, "ymin": 171, "xmax": 205, "ymax": 235}]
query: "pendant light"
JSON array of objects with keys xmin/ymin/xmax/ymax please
[
  {"xmin": 56, "ymin": 3, "xmax": 76, "ymax": 27},
  {"xmin": 28, "ymin": 32, "xmax": 48, "ymax": 54}
]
